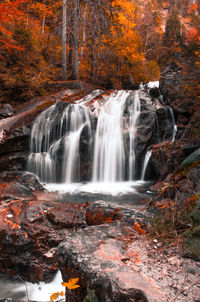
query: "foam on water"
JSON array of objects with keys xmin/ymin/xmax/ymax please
[
  {"xmin": 147, "ymin": 81, "xmax": 159, "ymax": 88},
  {"xmin": 44, "ymin": 181, "xmax": 145, "ymax": 195}
]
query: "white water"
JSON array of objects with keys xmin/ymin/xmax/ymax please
[
  {"xmin": 45, "ymin": 181, "xmax": 143, "ymax": 195},
  {"xmin": 168, "ymin": 107, "xmax": 177, "ymax": 142},
  {"xmin": 141, "ymin": 149, "xmax": 152, "ymax": 181},
  {"xmin": 92, "ymin": 91, "xmax": 128, "ymax": 182},
  {"xmin": 129, "ymin": 91, "xmax": 140, "ymax": 180},
  {"xmin": 147, "ymin": 81, "xmax": 159, "ymax": 88},
  {"xmin": 26, "ymin": 271, "xmax": 65, "ymax": 301},
  {"xmin": 62, "ymin": 104, "xmax": 93, "ymax": 183},
  {"xmin": 28, "ymin": 87, "xmax": 177, "ymax": 189}
]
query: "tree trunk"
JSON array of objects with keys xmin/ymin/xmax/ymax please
[
  {"xmin": 80, "ymin": 1, "xmax": 87, "ymax": 58},
  {"xmin": 91, "ymin": 53, "xmax": 95, "ymax": 82},
  {"xmin": 68, "ymin": 14, "xmax": 73, "ymax": 71},
  {"xmin": 42, "ymin": 13, "xmax": 46, "ymax": 34},
  {"xmin": 72, "ymin": 0, "xmax": 79, "ymax": 80},
  {"xmin": 90, "ymin": 34, "xmax": 95, "ymax": 82},
  {"xmin": 62, "ymin": 0, "xmax": 67, "ymax": 80}
]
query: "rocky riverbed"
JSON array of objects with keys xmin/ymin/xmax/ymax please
[{"xmin": 0, "ymin": 171, "xmax": 199, "ymax": 301}]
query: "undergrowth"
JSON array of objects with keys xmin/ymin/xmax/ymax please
[{"xmin": 149, "ymin": 183, "xmax": 199, "ymax": 244}]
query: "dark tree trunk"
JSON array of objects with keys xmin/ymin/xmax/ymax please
[
  {"xmin": 62, "ymin": 0, "xmax": 67, "ymax": 80},
  {"xmin": 68, "ymin": 14, "xmax": 73, "ymax": 71},
  {"xmin": 90, "ymin": 33, "xmax": 95, "ymax": 82}
]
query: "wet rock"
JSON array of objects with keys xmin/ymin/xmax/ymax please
[
  {"xmin": 0, "ymin": 172, "xmax": 44, "ymax": 200},
  {"xmin": 0, "ymin": 104, "xmax": 14, "ymax": 119},
  {"xmin": 46, "ymin": 203, "xmax": 87, "ymax": 229},
  {"xmin": 86, "ymin": 205, "xmax": 123, "ymax": 225},
  {"xmin": 0, "ymin": 192, "xmax": 148, "ymax": 283},
  {"xmin": 57, "ymin": 222, "xmax": 166, "ymax": 302},
  {"xmin": 0, "ymin": 198, "xmax": 85, "ymax": 282},
  {"xmin": 151, "ymin": 141, "xmax": 185, "ymax": 180}
]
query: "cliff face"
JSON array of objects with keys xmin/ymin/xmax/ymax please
[{"xmin": 151, "ymin": 52, "xmax": 200, "ymax": 181}]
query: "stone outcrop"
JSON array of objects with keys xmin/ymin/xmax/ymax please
[
  {"xmin": 150, "ymin": 52, "xmax": 200, "ymax": 182},
  {"xmin": 57, "ymin": 222, "xmax": 166, "ymax": 302},
  {"xmin": 0, "ymin": 169, "xmax": 147, "ymax": 284}
]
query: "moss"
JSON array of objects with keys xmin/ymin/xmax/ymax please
[
  {"xmin": 192, "ymin": 200, "xmax": 200, "ymax": 225},
  {"xmin": 84, "ymin": 290, "xmax": 99, "ymax": 302},
  {"xmin": 183, "ymin": 225, "xmax": 200, "ymax": 260}
]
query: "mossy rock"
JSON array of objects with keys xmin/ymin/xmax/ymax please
[
  {"xmin": 84, "ymin": 290, "xmax": 99, "ymax": 302},
  {"xmin": 192, "ymin": 200, "xmax": 200, "ymax": 224},
  {"xmin": 180, "ymin": 148, "xmax": 200, "ymax": 171},
  {"xmin": 183, "ymin": 225, "xmax": 200, "ymax": 260}
]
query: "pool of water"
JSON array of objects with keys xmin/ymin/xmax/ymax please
[
  {"xmin": 0, "ymin": 271, "xmax": 65, "ymax": 301},
  {"xmin": 44, "ymin": 180, "xmax": 153, "ymax": 208}
]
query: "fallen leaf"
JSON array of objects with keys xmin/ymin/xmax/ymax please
[
  {"xmin": 50, "ymin": 292, "xmax": 59, "ymax": 302},
  {"xmin": 62, "ymin": 278, "xmax": 80, "ymax": 289},
  {"xmin": 134, "ymin": 221, "xmax": 146, "ymax": 235}
]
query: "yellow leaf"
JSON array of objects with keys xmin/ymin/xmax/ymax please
[{"xmin": 62, "ymin": 278, "xmax": 80, "ymax": 290}]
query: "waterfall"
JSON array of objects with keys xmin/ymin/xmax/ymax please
[
  {"xmin": 141, "ymin": 149, "xmax": 152, "ymax": 181},
  {"xmin": 28, "ymin": 102, "xmax": 93, "ymax": 183},
  {"xmin": 168, "ymin": 107, "xmax": 177, "ymax": 142},
  {"xmin": 62, "ymin": 104, "xmax": 93, "ymax": 183},
  {"xmin": 128, "ymin": 91, "xmax": 140, "ymax": 180},
  {"xmin": 28, "ymin": 105, "xmax": 57, "ymax": 182},
  {"xmin": 28, "ymin": 86, "xmax": 177, "ymax": 186},
  {"xmin": 92, "ymin": 91, "xmax": 127, "ymax": 182}
]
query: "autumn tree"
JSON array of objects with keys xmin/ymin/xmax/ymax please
[
  {"xmin": 163, "ymin": 10, "xmax": 182, "ymax": 47},
  {"xmin": 135, "ymin": 0, "xmax": 163, "ymax": 60},
  {"xmin": 101, "ymin": 0, "xmax": 144, "ymax": 84},
  {"xmin": 0, "ymin": 0, "xmax": 26, "ymax": 57}
]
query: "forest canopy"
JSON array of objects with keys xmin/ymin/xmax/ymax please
[{"xmin": 0, "ymin": 0, "xmax": 199, "ymax": 103}]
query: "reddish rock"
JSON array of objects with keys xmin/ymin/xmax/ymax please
[
  {"xmin": 86, "ymin": 206, "xmax": 123, "ymax": 225},
  {"xmin": 57, "ymin": 223, "xmax": 167, "ymax": 302},
  {"xmin": 46, "ymin": 203, "xmax": 87, "ymax": 229}
]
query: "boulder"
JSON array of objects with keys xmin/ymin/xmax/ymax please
[
  {"xmin": 151, "ymin": 140, "xmax": 200, "ymax": 181},
  {"xmin": 0, "ymin": 172, "xmax": 44, "ymax": 200},
  {"xmin": 0, "ymin": 104, "xmax": 14, "ymax": 119},
  {"xmin": 57, "ymin": 222, "xmax": 166, "ymax": 302}
]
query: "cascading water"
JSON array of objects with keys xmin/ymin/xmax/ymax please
[
  {"xmin": 128, "ymin": 91, "xmax": 140, "ymax": 180},
  {"xmin": 168, "ymin": 107, "xmax": 177, "ymax": 142},
  {"xmin": 140, "ymin": 149, "xmax": 152, "ymax": 181},
  {"xmin": 62, "ymin": 105, "xmax": 93, "ymax": 183},
  {"xmin": 28, "ymin": 85, "xmax": 177, "ymax": 191},
  {"xmin": 28, "ymin": 103, "xmax": 93, "ymax": 183},
  {"xmin": 92, "ymin": 91, "xmax": 127, "ymax": 182},
  {"xmin": 28, "ymin": 105, "xmax": 57, "ymax": 182}
]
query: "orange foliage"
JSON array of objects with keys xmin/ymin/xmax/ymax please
[
  {"xmin": 188, "ymin": 3, "xmax": 198, "ymax": 14},
  {"xmin": 185, "ymin": 27, "xmax": 199, "ymax": 43},
  {"xmin": 102, "ymin": 0, "xmax": 144, "ymax": 66},
  {"xmin": 134, "ymin": 221, "xmax": 146, "ymax": 235},
  {"xmin": 0, "ymin": 0, "xmax": 26, "ymax": 53}
]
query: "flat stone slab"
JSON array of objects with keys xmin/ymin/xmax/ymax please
[{"xmin": 57, "ymin": 222, "xmax": 167, "ymax": 302}]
